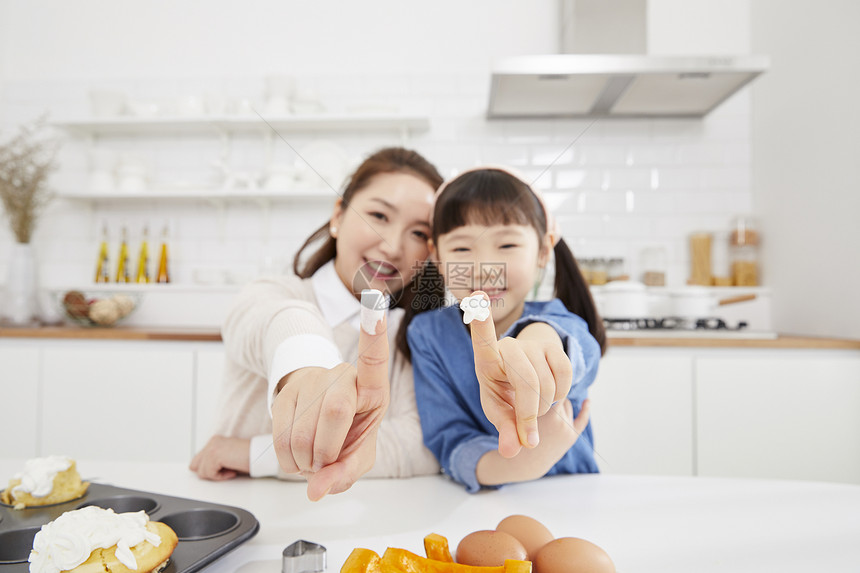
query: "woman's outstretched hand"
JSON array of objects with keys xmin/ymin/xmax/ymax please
[
  {"xmin": 467, "ymin": 291, "xmax": 572, "ymax": 458},
  {"xmin": 270, "ymin": 311, "xmax": 390, "ymax": 501}
]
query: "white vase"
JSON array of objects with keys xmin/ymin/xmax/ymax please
[{"xmin": 2, "ymin": 242, "xmax": 40, "ymax": 326}]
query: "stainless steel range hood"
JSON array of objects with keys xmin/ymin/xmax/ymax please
[
  {"xmin": 488, "ymin": 54, "xmax": 769, "ymax": 118},
  {"xmin": 487, "ymin": 0, "xmax": 769, "ymax": 119}
]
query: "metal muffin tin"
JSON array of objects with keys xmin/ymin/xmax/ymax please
[{"xmin": 0, "ymin": 482, "xmax": 259, "ymax": 573}]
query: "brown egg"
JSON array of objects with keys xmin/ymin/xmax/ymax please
[
  {"xmin": 456, "ymin": 530, "xmax": 528, "ymax": 567},
  {"xmin": 534, "ymin": 537, "xmax": 615, "ymax": 573},
  {"xmin": 496, "ymin": 514, "xmax": 554, "ymax": 560}
]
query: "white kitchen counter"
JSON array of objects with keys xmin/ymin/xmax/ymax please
[{"xmin": 2, "ymin": 459, "xmax": 859, "ymax": 573}]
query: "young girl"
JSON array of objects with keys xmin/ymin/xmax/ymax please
[{"xmin": 405, "ymin": 166, "xmax": 606, "ymax": 493}]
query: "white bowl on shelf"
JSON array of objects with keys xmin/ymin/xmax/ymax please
[{"xmin": 89, "ymin": 90, "xmax": 127, "ymax": 117}]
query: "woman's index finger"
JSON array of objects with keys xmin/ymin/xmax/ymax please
[{"xmin": 357, "ymin": 289, "xmax": 390, "ymax": 397}]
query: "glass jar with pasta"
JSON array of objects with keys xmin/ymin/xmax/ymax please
[{"xmin": 730, "ymin": 216, "xmax": 760, "ymax": 286}]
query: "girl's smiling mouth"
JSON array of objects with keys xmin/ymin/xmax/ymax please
[{"xmin": 482, "ymin": 288, "xmax": 507, "ymax": 299}]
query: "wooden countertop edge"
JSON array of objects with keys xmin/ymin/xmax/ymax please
[
  {"xmin": 607, "ymin": 336, "xmax": 860, "ymax": 350},
  {"xmin": 1, "ymin": 327, "xmax": 858, "ymax": 349},
  {"xmin": 0, "ymin": 326, "xmax": 222, "ymax": 342}
]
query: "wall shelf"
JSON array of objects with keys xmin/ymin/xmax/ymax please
[
  {"xmin": 49, "ymin": 283, "xmax": 241, "ymax": 294},
  {"xmin": 53, "ymin": 113, "xmax": 431, "ymax": 136},
  {"xmin": 52, "ymin": 110, "xmax": 429, "ymax": 209},
  {"xmin": 57, "ymin": 188, "xmax": 337, "ymax": 202}
]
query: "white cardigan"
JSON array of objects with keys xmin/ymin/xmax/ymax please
[{"xmin": 212, "ymin": 261, "xmax": 440, "ymax": 480}]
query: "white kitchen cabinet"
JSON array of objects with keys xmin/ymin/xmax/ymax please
[
  {"xmin": 589, "ymin": 350, "xmax": 695, "ymax": 476},
  {"xmin": 193, "ymin": 346, "xmax": 226, "ymax": 453},
  {"xmin": 696, "ymin": 351, "xmax": 860, "ymax": 484},
  {"xmin": 0, "ymin": 344, "xmax": 40, "ymax": 457},
  {"xmin": 4, "ymin": 333, "xmax": 859, "ymax": 485},
  {"xmin": 40, "ymin": 341, "xmax": 194, "ymax": 462}
]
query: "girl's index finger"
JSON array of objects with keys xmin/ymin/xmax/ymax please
[
  {"xmin": 463, "ymin": 291, "xmax": 499, "ymax": 369},
  {"xmin": 463, "ymin": 291, "xmax": 520, "ymax": 457}
]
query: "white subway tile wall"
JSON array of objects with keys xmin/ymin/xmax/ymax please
[{"xmin": 0, "ymin": 73, "xmax": 753, "ymax": 291}]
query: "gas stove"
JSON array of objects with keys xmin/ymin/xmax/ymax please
[
  {"xmin": 603, "ymin": 317, "xmax": 778, "ymax": 339},
  {"xmin": 604, "ymin": 316, "xmax": 748, "ymax": 331}
]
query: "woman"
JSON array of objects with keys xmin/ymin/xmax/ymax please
[{"xmin": 190, "ymin": 147, "xmax": 444, "ymax": 500}]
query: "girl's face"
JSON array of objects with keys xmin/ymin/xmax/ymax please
[
  {"xmin": 434, "ymin": 223, "xmax": 552, "ymax": 336},
  {"xmin": 331, "ymin": 172, "xmax": 435, "ymax": 298}
]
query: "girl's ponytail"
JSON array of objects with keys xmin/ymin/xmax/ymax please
[
  {"xmin": 396, "ymin": 260, "xmax": 447, "ymax": 362},
  {"xmin": 553, "ymin": 239, "xmax": 607, "ymax": 355}
]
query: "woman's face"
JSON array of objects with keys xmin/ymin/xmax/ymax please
[
  {"xmin": 332, "ymin": 172, "xmax": 435, "ymax": 299},
  {"xmin": 435, "ymin": 223, "xmax": 551, "ymax": 336}
]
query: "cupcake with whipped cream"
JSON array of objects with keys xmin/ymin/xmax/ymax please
[
  {"xmin": 1, "ymin": 456, "xmax": 89, "ymax": 509},
  {"xmin": 28, "ymin": 506, "xmax": 178, "ymax": 573}
]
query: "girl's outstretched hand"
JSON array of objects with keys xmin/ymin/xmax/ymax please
[
  {"xmin": 467, "ymin": 291, "xmax": 570, "ymax": 458},
  {"xmin": 270, "ymin": 313, "xmax": 390, "ymax": 501},
  {"xmin": 476, "ymin": 398, "xmax": 591, "ymax": 486}
]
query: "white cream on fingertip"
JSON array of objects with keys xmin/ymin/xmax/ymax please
[
  {"xmin": 360, "ymin": 289, "xmax": 386, "ymax": 334},
  {"xmin": 460, "ymin": 294, "xmax": 490, "ymax": 324}
]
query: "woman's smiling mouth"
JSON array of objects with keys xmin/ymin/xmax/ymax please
[{"xmin": 364, "ymin": 259, "xmax": 398, "ymax": 279}]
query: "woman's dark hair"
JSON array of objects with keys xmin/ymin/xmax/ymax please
[
  {"xmin": 292, "ymin": 146, "xmax": 444, "ymax": 353},
  {"xmin": 398, "ymin": 168, "xmax": 606, "ymax": 360}
]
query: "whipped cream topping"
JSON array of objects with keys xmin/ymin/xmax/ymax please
[
  {"xmin": 460, "ymin": 295, "xmax": 490, "ymax": 324},
  {"xmin": 29, "ymin": 506, "xmax": 161, "ymax": 573},
  {"xmin": 12, "ymin": 456, "xmax": 72, "ymax": 498}
]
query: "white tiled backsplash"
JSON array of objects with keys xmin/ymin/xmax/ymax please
[{"xmin": 0, "ymin": 73, "xmax": 754, "ymax": 296}]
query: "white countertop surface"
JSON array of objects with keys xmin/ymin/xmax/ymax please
[{"xmin": 3, "ymin": 459, "xmax": 859, "ymax": 573}]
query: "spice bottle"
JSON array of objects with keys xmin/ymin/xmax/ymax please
[
  {"xmin": 730, "ymin": 216, "xmax": 760, "ymax": 286},
  {"xmin": 114, "ymin": 225, "xmax": 131, "ymax": 283},
  {"xmin": 711, "ymin": 232, "xmax": 732, "ymax": 286},
  {"xmin": 156, "ymin": 224, "xmax": 170, "ymax": 284},
  {"xmin": 607, "ymin": 257, "xmax": 628, "ymax": 282},
  {"xmin": 135, "ymin": 224, "xmax": 150, "ymax": 283},
  {"xmin": 577, "ymin": 258, "xmax": 593, "ymax": 285},
  {"xmin": 640, "ymin": 246, "xmax": 667, "ymax": 286},
  {"xmin": 94, "ymin": 222, "xmax": 111, "ymax": 283},
  {"xmin": 590, "ymin": 257, "xmax": 608, "ymax": 285}
]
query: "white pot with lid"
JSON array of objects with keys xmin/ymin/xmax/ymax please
[
  {"xmin": 669, "ymin": 286, "xmax": 756, "ymax": 319},
  {"xmin": 594, "ymin": 280, "xmax": 664, "ymax": 319}
]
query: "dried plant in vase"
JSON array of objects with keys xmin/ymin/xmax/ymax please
[
  {"xmin": 0, "ymin": 115, "xmax": 59, "ymax": 326},
  {"xmin": 0, "ymin": 114, "xmax": 58, "ymax": 243}
]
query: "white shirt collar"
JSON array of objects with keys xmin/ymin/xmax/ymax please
[{"xmin": 311, "ymin": 260, "xmax": 362, "ymax": 328}]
